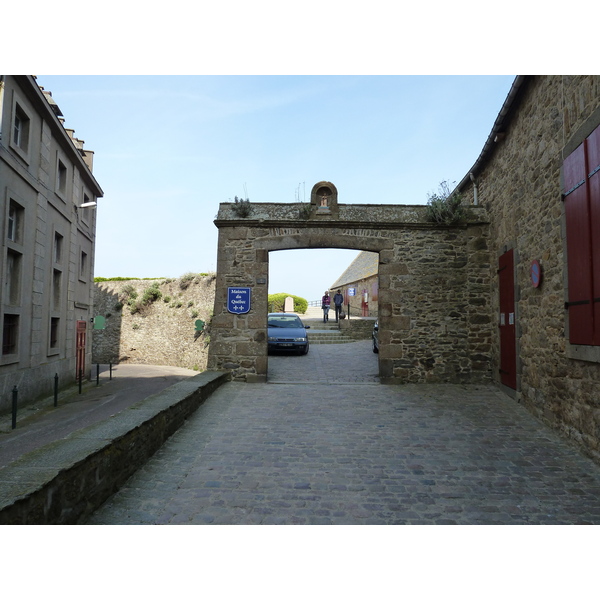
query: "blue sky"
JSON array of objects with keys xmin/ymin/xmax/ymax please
[{"xmin": 37, "ymin": 74, "xmax": 515, "ymax": 301}]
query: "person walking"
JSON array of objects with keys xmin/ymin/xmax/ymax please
[
  {"xmin": 321, "ymin": 291, "xmax": 331, "ymax": 322},
  {"xmin": 333, "ymin": 289, "xmax": 344, "ymax": 322}
]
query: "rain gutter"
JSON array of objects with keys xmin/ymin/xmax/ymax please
[{"xmin": 456, "ymin": 75, "xmax": 531, "ymax": 197}]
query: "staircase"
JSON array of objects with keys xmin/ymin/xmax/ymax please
[
  {"xmin": 303, "ymin": 306, "xmax": 324, "ymax": 319},
  {"xmin": 298, "ymin": 307, "xmax": 375, "ymax": 345},
  {"xmin": 305, "ymin": 322, "xmax": 351, "ymax": 345}
]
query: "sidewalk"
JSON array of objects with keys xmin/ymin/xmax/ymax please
[{"xmin": 0, "ymin": 364, "xmax": 199, "ymax": 469}]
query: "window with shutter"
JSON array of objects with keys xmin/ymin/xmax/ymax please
[{"xmin": 563, "ymin": 124, "xmax": 600, "ymax": 346}]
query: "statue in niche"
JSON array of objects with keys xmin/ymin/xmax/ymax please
[
  {"xmin": 310, "ymin": 181, "xmax": 338, "ymax": 218},
  {"xmin": 318, "ymin": 191, "xmax": 331, "ymax": 210}
]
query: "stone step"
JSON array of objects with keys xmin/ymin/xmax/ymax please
[
  {"xmin": 303, "ymin": 306, "xmax": 323, "ymax": 318},
  {"xmin": 310, "ymin": 339, "xmax": 355, "ymax": 345},
  {"xmin": 307, "ymin": 330, "xmax": 356, "ymax": 345}
]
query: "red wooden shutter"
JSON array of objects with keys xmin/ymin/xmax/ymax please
[
  {"xmin": 498, "ymin": 249, "xmax": 517, "ymax": 389},
  {"xmin": 76, "ymin": 320, "xmax": 86, "ymax": 378},
  {"xmin": 587, "ymin": 127, "xmax": 600, "ymax": 345},
  {"xmin": 564, "ymin": 142, "xmax": 594, "ymax": 345}
]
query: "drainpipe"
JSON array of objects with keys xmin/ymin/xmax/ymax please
[
  {"xmin": 469, "ymin": 172, "xmax": 479, "ymax": 205},
  {"xmin": 0, "ymin": 75, "xmax": 5, "ymax": 143}
]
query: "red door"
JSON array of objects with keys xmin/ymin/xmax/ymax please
[
  {"xmin": 76, "ymin": 320, "xmax": 86, "ymax": 379},
  {"xmin": 498, "ymin": 250, "xmax": 517, "ymax": 389}
]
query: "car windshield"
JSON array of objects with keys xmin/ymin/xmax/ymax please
[{"xmin": 268, "ymin": 316, "xmax": 303, "ymax": 328}]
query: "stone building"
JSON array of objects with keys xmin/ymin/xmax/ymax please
[
  {"xmin": 455, "ymin": 75, "xmax": 600, "ymax": 462},
  {"xmin": 330, "ymin": 251, "xmax": 379, "ymax": 317},
  {"xmin": 0, "ymin": 75, "xmax": 103, "ymax": 413}
]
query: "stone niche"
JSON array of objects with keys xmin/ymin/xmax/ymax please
[{"xmin": 310, "ymin": 181, "xmax": 339, "ymax": 219}]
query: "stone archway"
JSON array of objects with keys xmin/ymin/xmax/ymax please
[{"xmin": 208, "ymin": 181, "xmax": 492, "ymax": 384}]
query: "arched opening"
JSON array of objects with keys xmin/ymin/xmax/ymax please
[{"xmin": 266, "ymin": 248, "xmax": 380, "ymax": 384}]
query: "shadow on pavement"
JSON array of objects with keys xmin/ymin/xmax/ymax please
[{"xmin": 0, "ymin": 364, "xmax": 199, "ymax": 469}]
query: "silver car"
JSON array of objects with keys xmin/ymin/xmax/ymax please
[{"xmin": 267, "ymin": 313, "xmax": 310, "ymax": 355}]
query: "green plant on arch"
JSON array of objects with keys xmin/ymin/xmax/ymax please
[{"xmin": 425, "ymin": 180, "xmax": 470, "ymax": 225}]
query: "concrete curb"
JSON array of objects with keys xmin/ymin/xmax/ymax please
[{"xmin": 0, "ymin": 370, "xmax": 230, "ymax": 524}]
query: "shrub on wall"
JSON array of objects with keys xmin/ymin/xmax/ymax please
[
  {"xmin": 425, "ymin": 180, "xmax": 469, "ymax": 225},
  {"xmin": 268, "ymin": 293, "xmax": 308, "ymax": 314}
]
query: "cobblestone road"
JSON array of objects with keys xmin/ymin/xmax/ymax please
[
  {"xmin": 88, "ymin": 344, "xmax": 600, "ymax": 524},
  {"xmin": 268, "ymin": 339, "xmax": 380, "ymax": 384}
]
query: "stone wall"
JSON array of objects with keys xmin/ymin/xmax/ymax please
[
  {"xmin": 458, "ymin": 76, "xmax": 600, "ymax": 462},
  {"xmin": 93, "ymin": 274, "xmax": 215, "ymax": 371}
]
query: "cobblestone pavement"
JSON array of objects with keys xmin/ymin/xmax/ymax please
[
  {"xmin": 88, "ymin": 344, "xmax": 600, "ymax": 524},
  {"xmin": 268, "ymin": 339, "xmax": 379, "ymax": 384}
]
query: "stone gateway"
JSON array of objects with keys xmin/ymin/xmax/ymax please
[{"xmin": 208, "ymin": 181, "xmax": 492, "ymax": 384}]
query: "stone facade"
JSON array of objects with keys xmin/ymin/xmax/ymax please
[
  {"xmin": 456, "ymin": 75, "xmax": 600, "ymax": 462},
  {"xmin": 0, "ymin": 76, "xmax": 102, "ymax": 414},
  {"xmin": 93, "ymin": 275, "xmax": 215, "ymax": 371},
  {"xmin": 209, "ymin": 184, "xmax": 492, "ymax": 385},
  {"xmin": 330, "ymin": 251, "xmax": 379, "ymax": 317}
]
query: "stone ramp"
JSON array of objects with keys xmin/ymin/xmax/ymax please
[{"xmin": 0, "ymin": 368, "xmax": 229, "ymax": 524}]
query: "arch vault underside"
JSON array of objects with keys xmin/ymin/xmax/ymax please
[{"xmin": 208, "ymin": 183, "xmax": 492, "ymax": 385}]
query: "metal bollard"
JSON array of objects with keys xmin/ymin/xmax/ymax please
[
  {"xmin": 96, "ymin": 363, "xmax": 100, "ymax": 386},
  {"xmin": 11, "ymin": 386, "xmax": 18, "ymax": 430},
  {"xmin": 109, "ymin": 362, "xmax": 113, "ymax": 380},
  {"xmin": 79, "ymin": 369, "xmax": 83, "ymax": 394},
  {"xmin": 54, "ymin": 373, "xmax": 59, "ymax": 407}
]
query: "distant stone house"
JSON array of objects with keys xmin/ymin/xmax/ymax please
[
  {"xmin": 0, "ymin": 75, "xmax": 103, "ymax": 413},
  {"xmin": 454, "ymin": 75, "xmax": 600, "ymax": 462},
  {"xmin": 330, "ymin": 251, "xmax": 379, "ymax": 317}
]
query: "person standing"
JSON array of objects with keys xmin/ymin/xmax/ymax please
[
  {"xmin": 333, "ymin": 289, "xmax": 344, "ymax": 322},
  {"xmin": 321, "ymin": 291, "xmax": 331, "ymax": 322}
]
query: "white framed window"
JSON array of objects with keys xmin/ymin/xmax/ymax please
[
  {"xmin": 54, "ymin": 231, "xmax": 64, "ymax": 264},
  {"xmin": 11, "ymin": 102, "xmax": 30, "ymax": 157},
  {"xmin": 79, "ymin": 250, "xmax": 88, "ymax": 281},
  {"xmin": 7, "ymin": 200, "xmax": 24, "ymax": 244},
  {"xmin": 82, "ymin": 192, "xmax": 92, "ymax": 223},
  {"xmin": 57, "ymin": 159, "xmax": 68, "ymax": 196},
  {"xmin": 6, "ymin": 250, "xmax": 22, "ymax": 306},
  {"xmin": 53, "ymin": 268, "xmax": 62, "ymax": 310}
]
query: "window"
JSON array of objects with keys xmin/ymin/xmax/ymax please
[
  {"xmin": 12, "ymin": 104, "xmax": 30, "ymax": 153},
  {"xmin": 6, "ymin": 250, "xmax": 22, "ymax": 305},
  {"xmin": 7, "ymin": 200, "xmax": 23, "ymax": 243},
  {"xmin": 8, "ymin": 205, "xmax": 16, "ymax": 241},
  {"xmin": 57, "ymin": 160, "xmax": 67, "ymax": 195},
  {"xmin": 53, "ymin": 269, "xmax": 62, "ymax": 309},
  {"xmin": 2, "ymin": 314, "xmax": 19, "ymax": 355},
  {"xmin": 563, "ymin": 124, "xmax": 600, "ymax": 346},
  {"xmin": 54, "ymin": 232, "xmax": 63, "ymax": 264},
  {"xmin": 82, "ymin": 193, "xmax": 92, "ymax": 223},
  {"xmin": 50, "ymin": 318, "xmax": 60, "ymax": 349},
  {"xmin": 80, "ymin": 250, "xmax": 88, "ymax": 280}
]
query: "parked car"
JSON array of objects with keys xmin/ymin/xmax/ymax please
[
  {"xmin": 267, "ymin": 313, "xmax": 310, "ymax": 355},
  {"xmin": 372, "ymin": 320, "xmax": 379, "ymax": 353}
]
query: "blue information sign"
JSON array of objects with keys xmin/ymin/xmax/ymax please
[
  {"xmin": 348, "ymin": 287, "xmax": 356, "ymax": 296},
  {"xmin": 228, "ymin": 287, "xmax": 251, "ymax": 314}
]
